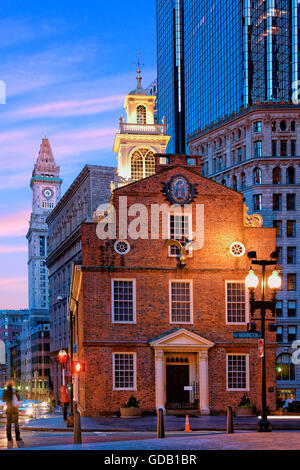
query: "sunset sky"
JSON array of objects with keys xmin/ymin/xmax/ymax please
[{"xmin": 0, "ymin": 0, "xmax": 157, "ymax": 309}]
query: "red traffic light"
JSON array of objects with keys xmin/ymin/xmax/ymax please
[
  {"xmin": 73, "ymin": 361, "xmax": 85, "ymax": 373},
  {"xmin": 57, "ymin": 349, "xmax": 68, "ymax": 364}
]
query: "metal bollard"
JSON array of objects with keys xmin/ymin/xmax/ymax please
[
  {"xmin": 157, "ymin": 408, "xmax": 165, "ymax": 439},
  {"xmin": 73, "ymin": 404, "xmax": 82, "ymax": 444},
  {"xmin": 226, "ymin": 406, "xmax": 234, "ymax": 434}
]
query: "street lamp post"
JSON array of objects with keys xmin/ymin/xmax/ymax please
[
  {"xmin": 245, "ymin": 253, "xmax": 281, "ymax": 433},
  {"xmin": 57, "ymin": 349, "xmax": 68, "ymax": 420}
]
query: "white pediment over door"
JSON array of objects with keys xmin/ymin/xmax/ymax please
[{"xmin": 150, "ymin": 328, "xmax": 214, "ymax": 351}]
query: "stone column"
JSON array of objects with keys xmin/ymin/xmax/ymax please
[
  {"xmin": 155, "ymin": 349, "xmax": 165, "ymax": 412},
  {"xmin": 199, "ymin": 350, "xmax": 210, "ymax": 415}
]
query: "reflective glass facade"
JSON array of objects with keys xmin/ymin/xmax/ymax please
[
  {"xmin": 157, "ymin": 0, "xmax": 300, "ymax": 153},
  {"xmin": 157, "ymin": 0, "xmax": 185, "ymax": 153}
]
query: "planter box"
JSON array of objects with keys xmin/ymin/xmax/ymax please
[
  {"xmin": 120, "ymin": 407, "xmax": 142, "ymax": 418},
  {"xmin": 235, "ymin": 406, "xmax": 255, "ymax": 416}
]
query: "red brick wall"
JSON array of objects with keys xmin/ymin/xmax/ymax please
[{"xmin": 76, "ymin": 164, "xmax": 277, "ymax": 416}]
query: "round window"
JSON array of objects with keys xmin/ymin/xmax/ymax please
[
  {"xmin": 230, "ymin": 242, "xmax": 246, "ymax": 258},
  {"xmin": 114, "ymin": 240, "xmax": 130, "ymax": 255}
]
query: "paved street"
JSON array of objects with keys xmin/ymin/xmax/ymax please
[
  {"xmin": 2, "ymin": 409, "xmax": 300, "ymax": 450},
  {"xmin": 3, "ymin": 430, "xmax": 300, "ymax": 451}
]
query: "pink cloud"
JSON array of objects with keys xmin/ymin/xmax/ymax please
[
  {"xmin": 0, "ymin": 245, "xmax": 27, "ymax": 254},
  {"xmin": 12, "ymin": 95, "xmax": 124, "ymax": 119},
  {"xmin": 0, "ymin": 209, "xmax": 30, "ymax": 237},
  {"xmin": 0, "ymin": 277, "xmax": 28, "ymax": 309}
]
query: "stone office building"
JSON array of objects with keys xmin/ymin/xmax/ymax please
[
  {"xmin": 69, "ymin": 153, "xmax": 278, "ymax": 416},
  {"xmin": 46, "ymin": 164, "xmax": 114, "ymax": 399},
  {"xmin": 188, "ymin": 102, "xmax": 300, "ymax": 401}
]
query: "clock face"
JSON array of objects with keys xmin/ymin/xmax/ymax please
[{"xmin": 42, "ymin": 187, "xmax": 54, "ymax": 200}]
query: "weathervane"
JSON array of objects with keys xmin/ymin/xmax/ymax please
[{"xmin": 133, "ymin": 52, "xmax": 144, "ymax": 88}]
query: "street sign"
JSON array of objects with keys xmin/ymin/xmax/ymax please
[
  {"xmin": 233, "ymin": 331, "xmax": 262, "ymax": 339},
  {"xmin": 258, "ymin": 339, "xmax": 264, "ymax": 357}
]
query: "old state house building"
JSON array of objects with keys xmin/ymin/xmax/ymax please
[{"xmin": 69, "ymin": 152, "xmax": 278, "ymax": 417}]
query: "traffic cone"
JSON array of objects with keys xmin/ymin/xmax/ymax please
[{"xmin": 184, "ymin": 414, "xmax": 191, "ymax": 432}]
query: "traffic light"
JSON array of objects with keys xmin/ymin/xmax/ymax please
[{"xmin": 73, "ymin": 361, "xmax": 85, "ymax": 373}]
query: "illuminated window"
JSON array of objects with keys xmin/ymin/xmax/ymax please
[
  {"xmin": 169, "ymin": 213, "xmax": 192, "ymax": 256},
  {"xmin": 136, "ymin": 105, "xmax": 146, "ymax": 124},
  {"xmin": 131, "ymin": 149, "xmax": 155, "ymax": 181},
  {"xmin": 170, "ymin": 280, "xmax": 193, "ymax": 324},
  {"xmin": 226, "ymin": 281, "xmax": 248, "ymax": 324},
  {"xmin": 276, "ymin": 354, "xmax": 295, "ymax": 381},
  {"xmin": 227, "ymin": 354, "xmax": 249, "ymax": 391}
]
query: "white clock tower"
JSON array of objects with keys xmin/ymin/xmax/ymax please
[
  {"xmin": 26, "ymin": 136, "xmax": 62, "ymax": 323},
  {"xmin": 113, "ymin": 65, "xmax": 170, "ymax": 186}
]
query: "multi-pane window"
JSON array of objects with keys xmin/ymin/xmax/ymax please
[
  {"xmin": 131, "ymin": 149, "xmax": 155, "ymax": 181},
  {"xmin": 287, "ymin": 220, "xmax": 296, "ymax": 238},
  {"xmin": 276, "ymin": 326, "xmax": 283, "ymax": 343},
  {"xmin": 112, "ymin": 280, "xmax": 136, "ymax": 323},
  {"xmin": 287, "ymin": 247, "xmax": 296, "ymax": 264},
  {"xmin": 170, "ymin": 281, "xmax": 192, "ymax": 323},
  {"xmin": 253, "ymin": 167, "xmax": 262, "ymax": 185},
  {"xmin": 288, "ymin": 301, "xmax": 297, "ymax": 318},
  {"xmin": 40, "ymin": 237, "xmax": 46, "ymax": 257},
  {"xmin": 287, "ymin": 274, "xmax": 296, "ymax": 291},
  {"xmin": 288, "ymin": 326, "xmax": 297, "ymax": 343},
  {"xmin": 226, "ymin": 282, "xmax": 247, "ymax": 323},
  {"xmin": 287, "ymin": 194, "xmax": 296, "ymax": 211},
  {"xmin": 254, "ymin": 141, "xmax": 262, "ymax": 157},
  {"xmin": 273, "ymin": 167, "xmax": 281, "ymax": 184},
  {"xmin": 113, "ymin": 353, "xmax": 135, "ymax": 390},
  {"xmin": 227, "ymin": 355, "xmax": 248, "ymax": 391},
  {"xmin": 253, "ymin": 121, "xmax": 262, "ymax": 133},
  {"xmin": 273, "ymin": 194, "xmax": 282, "ymax": 211},
  {"xmin": 280, "ymin": 141, "xmax": 287, "ymax": 157},
  {"xmin": 276, "ymin": 300, "xmax": 283, "ymax": 317},
  {"xmin": 276, "ymin": 354, "xmax": 295, "ymax": 381},
  {"xmin": 291, "ymin": 141, "xmax": 296, "ymax": 157},
  {"xmin": 169, "ymin": 214, "xmax": 191, "ymax": 256},
  {"xmin": 136, "ymin": 105, "xmax": 146, "ymax": 124},
  {"xmin": 286, "ymin": 167, "xmax": 295, "ymax": 185},
  {"xmin": 253, "ymin": 194, "xmax": 262, "ymax": 211},
  {"xmin": 273, "ymin": 220, "xmax": 282, "ymax": 238},
  {"xmin": 272, "ymin": 140, "xmax": 277, "ymax": 156}
]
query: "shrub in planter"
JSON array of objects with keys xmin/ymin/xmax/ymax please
[
  {"xmin": 236, "ymin": 393, "xmax": 255, "ymax": 416},
  {"xmin": 120, "ymin": 396, "xmax": 142, "ymax": 418}
]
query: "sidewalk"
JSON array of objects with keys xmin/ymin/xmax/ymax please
[{"xmin": 21, "ymin": 413, "xmax": 300, "ymax": 432}]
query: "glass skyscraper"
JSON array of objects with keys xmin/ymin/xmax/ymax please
[{"xmin": 157, "ymin": 0, "xmax": 300, "ymax": 153}]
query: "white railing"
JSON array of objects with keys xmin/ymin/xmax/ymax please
[{"xmin": 119, "ymin": 123, "xmax": 167, "ymax": 135}]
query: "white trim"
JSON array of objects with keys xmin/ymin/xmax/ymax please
[
  {"xmin": 226, "ymin": 353, "xmax": 250, "ymax": 391},
  {"xmin": 225, "ymin": 280, "xmax": 249, "ymax": 325},
  {"xmin": 112, "ymin": 352, "xmax": 137, "ymax": 391},
  {"xmin": 111, "ymin": 278, "xmax": 136, "ymax": 324},
  {"xmin": 169, "ymin": 279, "xmax": 193, "ymax": 325}
]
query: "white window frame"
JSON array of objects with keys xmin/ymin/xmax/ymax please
[
  {"xmin": 168, "ymin": 212, "xmax": 193, "ymax": 258},
  {"xmin": 225, "ymin": 281, "xmax": 249, "ymax": 325},
  {"xmin": 111, "ymin": 279, "xmax": 136, "ymax": 324},
  {"xmin": 113, "ymin": 352, "xmax": 137, "ymax": 391},
  {"xmin": 226, "ymin": 354, "xmax": 250, "ymax": 391},
  {"xmin": 169, "ymin": 279, "xmax": 193, "ymax": 325}
]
